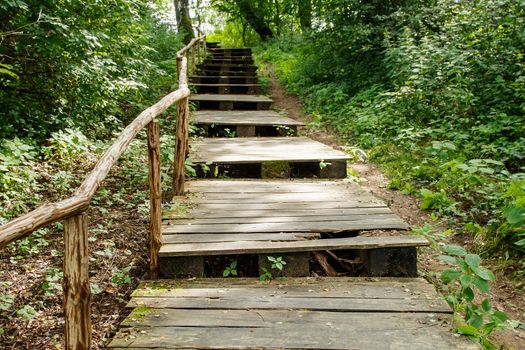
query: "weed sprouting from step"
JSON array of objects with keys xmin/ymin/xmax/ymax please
[{"xmin": 260, "ymin": 256, "xmax": 287, "ymax": 282}]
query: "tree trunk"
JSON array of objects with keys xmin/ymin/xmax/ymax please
[
  {"xmin": 298, "ymin": 0, "xmax": 312, "ymax": 31},
  {"xmin": 234, "ymin": 0, "xmax": 273, "ymax": 40},
  {"xmin": 174, "ymin": 0, "xmax": 194, "ymax": 44}
]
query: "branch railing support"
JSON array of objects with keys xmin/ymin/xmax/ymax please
[
  {"xmin": 147, "ymin": 120, "xmax": 162, "ymax": 278},
  {"xmin": 63, "ymin": 213, "xmax": 91, "ymax": 350}
]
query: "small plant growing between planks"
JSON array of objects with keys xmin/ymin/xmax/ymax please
[
  {"xmin": 260, "ymin": 256, "xmax": 287, "ymax": 281},
  {"xmin": 223, "ymin": 260, "xmax": 238, "ymax": 277}
]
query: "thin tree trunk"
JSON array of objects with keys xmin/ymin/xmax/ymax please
[
  {"xmin": 298, "ymin": 0, "xmax": 312, "ymax": 31},
  {"xmin": 174, "ymin": 0, "xmax": 194, "ymax": 44},
  {"xmin": 234, "ymin": 0, "xmax": 273, "ymax": 40}
]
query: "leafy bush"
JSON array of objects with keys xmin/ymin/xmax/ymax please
[{"xmin": 255, "ymin": 0, "xmax": 525, "ymax": 263}]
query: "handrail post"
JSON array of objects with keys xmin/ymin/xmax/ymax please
[
  {"xmin": 147, "ymin": 120, "xmax": 162, "ymax": 279},
  {"xmin": 63, "ymin": 213, "xmax": 91, "ymax": 350},
  {"xmin": 197, "ymin": 38, "xmax": 201, "ymax": 64},
  {"xmin": 191, "ymin": 45, "xmax": 195, "ymax": 75},
  {"xmin": 173, "ymin": 95, "xmax": 189, "ymax": 196}
]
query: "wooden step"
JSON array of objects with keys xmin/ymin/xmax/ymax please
[
  {"xmin": 189, "ymin": 137, "xmax": 349, "ymax": 177},
  {"xmin": 192, "ymin": 110, "xmax": 302, "ymax": 137},
  {"xmin": 190, "ymin": 75, "xmax": 259, "ymax": 84},
  {"xmin": 159, "ymin": 179, "xmax": 411, "ymax": 277},
  {"xmin": 108, "ymin": 277, "xmax": 478, "ymax": 350},
  {"xmin": 192, "ymin": 110, "xmax": 302, "ymax": 126},
  {"xmin": 193, "ymin": 83, "xmax": 262, "ymax": 95},
  {"xmin": 190, "ymin": 94, "xmax": 272, "ymax": 110}
]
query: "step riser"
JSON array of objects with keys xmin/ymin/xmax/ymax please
[
  {"xmin": 193, "ymin": 100, "xmax": 271, "ymax": 110},
  {"xmin": 193, "ymin": 160, "xmax": 347, "ymax": 179},
  {"xmin": 206, "ymin": 59, "xmax": 255, "ymax": 65},
  {"xmin": 159, "ymin": 248, "xmax": 418, "ymax": 278},
  {"xmin": 209, "ymin": 48, "xmax": 252, "ymax": 53},
  {"xmin": 196, "ymin": 85, "xmax": 262, "ymax": 95},
  {"xmin": 190, "ymin": 77, "xmax": 259, "ymax": 84},
  {"xmin": 198, "ymin": 70, "xmax": 257, "ymax": 77},
  {"xmin": 198, "ymin": 65, "xmax": 257, "ymax": 72},
  {"xmin": 198, "ymin": 124, "xmax": 298, "ymax": 137}
]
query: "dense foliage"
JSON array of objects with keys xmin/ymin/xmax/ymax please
[
  {"xmin": 254, "ymin": 0, "xmax": 525, "ymax": 264},
  {"xmin": 0, "ymin": 0, "xmax": 183, "ymax": 219}
]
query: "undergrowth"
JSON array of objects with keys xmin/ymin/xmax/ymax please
[{"xmin": 254, "ymin": 0, "xmax": 525, "ymax": 274}]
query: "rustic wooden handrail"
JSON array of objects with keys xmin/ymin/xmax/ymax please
[{"xmin": 0, "ymin": 32, "xmax": 206, "ymax": 350}]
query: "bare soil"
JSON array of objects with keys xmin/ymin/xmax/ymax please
[{"xmin": 266, "ymin": 63, "xmax": 525, "ymax": 350}]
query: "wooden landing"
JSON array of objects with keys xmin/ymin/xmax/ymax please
[
  {"xmin": 192, "ymin": 110, "xmax": 303, "ymax": 126},
  {"xmin": 107, "ymin": 277, "xmax": 479, "ymax": 350},
  {"xmin": 190, "ymin": 137, "xmax": 348, "ymax": 163}
]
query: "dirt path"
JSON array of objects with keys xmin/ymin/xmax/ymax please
[{"xmin": 265, "ymin": 63, "xmax": 525, "ymax": 350}]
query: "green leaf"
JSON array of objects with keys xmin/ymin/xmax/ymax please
[
  {"xmin": 457, "ymin": 324, "xmax": 479, "ymax": 336},
  {"xmin": 17, "ymin": 305, "xmax": 36, "ymax": 321},
  {"xmin": 464, "ymin": 254, "xmax": 481, "ymax": 269},
  {"xmin": 223, "ymin": 270, "xmax": 230, "ymax": 277},
  {"xmin": 460, "ymin": 274, "xmax": 472, "ymax": 288},
  {"xmin": 231, "ymin": 269, "xmax": 237, "ymax": 276},
  {"xmin": 473, "ymin": 276, "xmax": 490, "ymax": 293},
  {"xmin": 491, "ymin": 311, "xmax": 508, "ymax": 323},
  {"xmin": 230, "ymin": 260, "xmax": 237, "ymax": 269},
  {"xmin": 462, "ymin": 286, "xmax": 475, "ymax": 302},
  {"xmin": 473, "ymin": 266, "xmax": 496, "ymax": 281},
  {"xmin": 481, "ymin": 299, "xmax": 491, "ymax": 312},
  {"xmin": 468, "ymin": 314, "xmax": 484, "ymax": 329},
  {"xmin": 443, "ymin": 244, "xmax": 467, "ymax": 257},
  {"xmin": 441, "ymin": 269, "xmax": 461, "ymax": 283},
  {"xmin": 503, "ymin": 206, "xmax": 525, "ymax": 226}
]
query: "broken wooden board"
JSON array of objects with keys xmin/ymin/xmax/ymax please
[
  {"xmin": 190, "ymin": 137, "xmax": 349, "ymax": 163},
  {"xmin": 192, "ymin": 110, "xmax": 303, "ymax": 126},
  {"xmin": 107, "ymin": 278, "xmax": 479, "ymax": 350},
  {"xmin": 159, "ymin": 236, "xmax": 429, "ymax": 256}
]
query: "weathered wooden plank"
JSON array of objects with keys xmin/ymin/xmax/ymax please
[
  {"xmin": 190, "ymin": 94, "xmax": 273, "ymax": 103},
  {"xmin": 186, "ymin": 192, "xmax": 381, "ymax": 202},
  {"xmin": 128, "ymin": 295, "xmax": 446, "ymax": 313},
  {"xmin": 190, "ymin": 137, "xmax": 350, "ymax": 163},
  {"xmin": 120, "ymin": 309, "xmax": 448, "ymax": 328},
  {"xmin": 159, "ymin": 236, "xmax": 428, "ymax": 256},
  {"xmin": 186, "ymin": 179, "xmax": 358, "ymax": 192},
  {"xmin": 132, "ymin": 277, "xmax": 442, "ymax": 300},
  {"xmin": 163, "ymin": 207, "xmax": 394, "ymax": 220},
  {"xmin": 162, "ymin": 218, "xmax": 408, "ymax": 234},
  {"xmin": 135, "ymin": 276, "xmax": 439, "ymax": 291},
  {"xmin": 172, "ymin": 201, "xmax": 387, "ymax": 211},
  {"xmin": 162, "ymin": 232, "xmax": 320, "ymax": 243},
  {"xmin": 167, "ymin": 213, "xmax": 402, "ymax": 226},
  {"xmin": 109, "ymin": 323, "xmax": 478, "ymax": 350},
  {"xmin": 192, "ymin": 110, "xmax": 303, "ymax": 126}
]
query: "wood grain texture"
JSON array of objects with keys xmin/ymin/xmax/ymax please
[
  {"xmin": 192, "ymin": 110, "xmax": 303, "ymax": 126},
  {"xmin": 190, "ymin": 94, "xmax": 273, "ymax": 103},
  {"xmin": 107, "ymin": 277, "xmax": 479, "ymax": 349},
  {"xmin": 63, "ymin": 214, "xmax": 91, "ymax": 350},
  {"xmin": 190, "ymin": 137, "xmax": 350, "ymax": 163},
  {"xmin": 147, "ymin": 121, "xmax": 162, "ymax": 279},
  {"xmin": 159, "ymin": 236, "xmax": 429, "ymax": 256}
]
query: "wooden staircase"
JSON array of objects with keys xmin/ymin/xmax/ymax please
[
  {"xmin": 159, "ymin": 43, "xmax": 428, "ymax": 278},
  {"xmin": 107, "ymin": 42, "xmax": 480, "ymax": 350}
]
